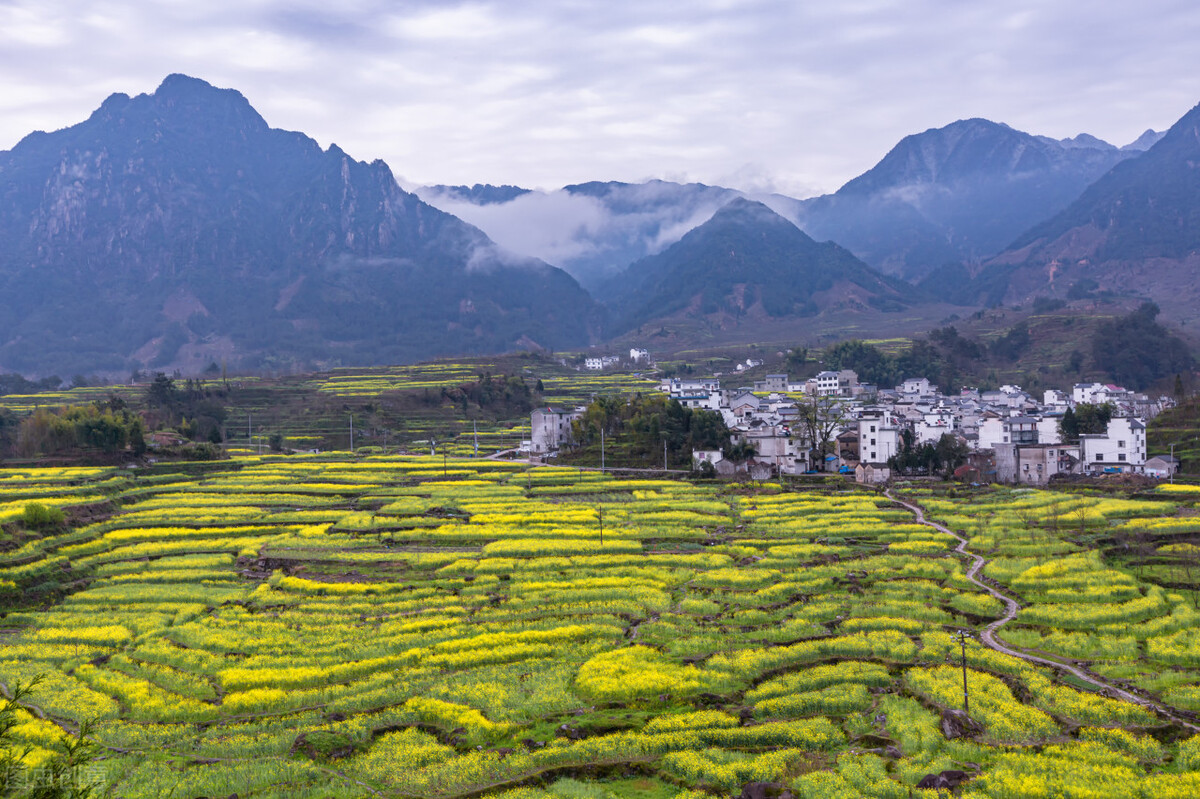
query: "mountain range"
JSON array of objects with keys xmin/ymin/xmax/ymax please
[
  {"xmin": 0, "ymin": 75, "xmax": 595, "ymax": 376},
  {"xmin": 985, "ymin": 101, "xmax": 1200, "ymax": 330},
  {"xmin": 0, "ymin": 74, "xmax": 1196, "ymax": 377}
]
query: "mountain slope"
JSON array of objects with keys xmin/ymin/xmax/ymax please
[
  {"xmin": 0, "ymin": 75, "xmax": 596, "ymax": 376},
  {"xmin": 607, "ymin": 198, "xmax": 917, "ymax": 334},
  {"xmin": 789, "ymin": 119, "xmax": 1137, "ymax": 280},
  {"xmin": 982, "ymin": 101, "xmax": 1200, "ymax": 330}
]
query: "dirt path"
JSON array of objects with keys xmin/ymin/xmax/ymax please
[{"xmin": 887, "ymin": 490, "xmax": 1200, "ymax": 732}]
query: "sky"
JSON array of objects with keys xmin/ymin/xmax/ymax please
[{"xmin": 2, "ymin": 1, "xmax": 1200, "ymax": 198}]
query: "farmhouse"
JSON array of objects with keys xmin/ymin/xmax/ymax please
[{"xmin": 530, "ymin": 406, "xmax": 582, "ymax": 454}]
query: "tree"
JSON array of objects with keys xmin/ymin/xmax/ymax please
[
  {"xmin": 935, "ymin": 433, "xmax": 970, "ymax": 475},
  {"xmin": 824, "ymin": 340, "xmax": 896, "ymax": 387},
  {"xmin": 723, "ymin": 439, "xmax": 758, "ymax": 464},
  {"xmin": 1061, "ymin": 402, "xmax": 1113, "ymax": 442},
  {"xmin": 144, "ymin": 373, "xmax": 179, "ymax": 409},
  {"xmin": 1, "ymin": 677, "xmax": 98, "ymax": 798},
  {"xmin": 1067, "ymin": 350, "xmax": 1085, "ymax": 374},
  {"xmin": 1091, "ymin": 302, "xmax": 1194, "ymax": 389},
  {"xmin": 797, "ymin": 394, "xmax": 849, "ymax": 472}
]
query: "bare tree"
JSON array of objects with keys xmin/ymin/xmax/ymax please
[{"xmin": 797, "ymin": 394, "xmax": 850, "ymax": 473}]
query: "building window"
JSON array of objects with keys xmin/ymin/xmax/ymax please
[
  {"xmin": 1096, "ymin": 454, "xmax": 1104, "ymax": 461},
  {"xmin": 1118, "ymin": 454, "xmax": 1126, "ymax": 461},
  {"xmin": 1118, "ymin": 440, "xmax": 1126, "ymax": 448}
]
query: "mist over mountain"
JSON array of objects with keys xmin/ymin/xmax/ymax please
[
  {"xmin": 418, "ymin": 180, "xmax": 750, "ymax": 293},
  {"xmin": 785, "ymin": 118, "xmax": 1139, "ymax": 281},
  {"xmin": 0, "ymin": 75, "xmax": 596, "ymax": 376},
  {"xmin": 606, "ymin": 198, "xmax": 917, "ymax": 335},
  {"xmin": 419, "ymin": 120, "xmax": 1157, "ymax": 295}
]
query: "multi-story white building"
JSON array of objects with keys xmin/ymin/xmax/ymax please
[
  {"xmin": 584, "ymin": 356, "xmax": 619, "ymax": 370},
  {"xmin": 858, "ymin": 411, "xmax": 903, "ymax": 464},
  {"xmin": 753, "ymin": 374, "xmax": 790, "ymax": 392},
  {"xmin": 898, "ymin": 377, "xmax": 934, "ymax": 396},
  {"xmin": 1014, "ymin": 444, "xmax": 1081, "ymax": 486},
  {"xmin": 530, "ymin": 407, "xmax": 583, "ymax": 453},
  {"xmin": 663, "ymin": 377, "xmax": 721, "ymax": 395},
  {"xmin": 815, "ymin": 370, "xmax": 858, "ymax": 397},
  {"xmin": 1036, "ymin": 416, "xmax": 1063, "ymax": 445},
  {"xmin": 1043, "ymin": 389, "xmax": 1071, "ymax": 409},
  {"xmin": 1079, "ymin": 417, "xmax": 1147, "ymax": 472},
  {"xmin": 977, "ymin": 415, "xmax": 1040, "ymax": 450}
]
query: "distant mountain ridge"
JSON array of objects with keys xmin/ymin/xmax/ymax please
[
  {"xmin": 419, "ymin": 120, "xmax": 1157, "ymax": 291},
  {"xmin": 606, "ymin": 198, "xmax": 917, "ymax": 334},
  {"xmin": 786, "ymin": 118, "xmax": 1140, "ymax": 280},
  {"xmin": 0, "ymin": 75, "xmax": 596, "ymax": 375},
  {"xmin": 978, "ymin": 102, "xmax": 1200, "ymax": 331}
]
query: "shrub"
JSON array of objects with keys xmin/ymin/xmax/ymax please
[{"xmin": 22, "ymin": 502, "xmax": 65, "ymax": 528}]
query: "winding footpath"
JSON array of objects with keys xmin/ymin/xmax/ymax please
[{"xmin": 886, "ymin": 490, "xmax": 1200, "ymax": 733}]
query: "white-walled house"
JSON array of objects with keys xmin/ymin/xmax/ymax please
[
  {"xmin": 1014, "ymin": 444, "xmax": 1080, "ymax": 486},
  {"xmin": 1037, "ymin": 416, "xmax": 1063, "ymax": 445},
  {"xmin": 629, "ymin": 348, "xmax": 650, "ymax": 363},
  {"xmin": 1079, "ymin": 417, "xmax": 1147, "ymax": 472},
  {"xmin": 730, "ymin": 424, "xmax": 811, "ymax": 475},
  {"xmin": 1043, "ymin": 389, "xmax": 1071, "ymax": 409},
  {"xmin": 914, "ymin": 410, "xmax": 956, "ymax": 444},
  {"xmin": 692, "ymin": 449, "xmax": 725, "ymax": 468},
  {"xmin": 898, "ymin": 377, "xmax": 934, "ymax": 396},
  {"xmin": 663, "ymin": 377, "xmax": 721, "ymax": 396},
  {"xmin": 1143, "ymin": 455, "xmax": 1180, "ymax": 479},
  {"xmin": 815, "ymin": 370, "xmax": 858, "ymax": 397},
  {"xmin": 858, "ymin": 412, "xmax": 903, "ymax": 464},
  {"xmin": 675, "ymin": 391, "xmax": 722, "ymax": 411},
  {"xmin": 583, "ymin": 356, "xmax": 619, "ymax": 370},
  {"xmin": 753, "ymin": 374, "xmax": 790, "ymax": 392},
  {"xmin": 977, "ymin": 415, "xmax": 1040, "ymax": 450},
  {"xmin": 530, "ymin": 407, "xmax": 583, "ymax": 453}
]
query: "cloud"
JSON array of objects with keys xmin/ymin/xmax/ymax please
[
  {"xmin": 419, "ymin": 181, "xmax": 739, "ymax": 287},
  {"xmin": 1, "ymin": 0, "xmax": 1199, "ymax": 197}
]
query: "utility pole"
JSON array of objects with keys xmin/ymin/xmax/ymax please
[
  {"xmin": 663, "ymin": 436, "xmax": 668, "ymax": 471},
  {"xmin": 954, "ymin": 630, "xmax": 971, "ymax": 716},
  {"xmin": 600, "ymin": 426, "xmax": 605, "ymax": 472},
  {"xmin": 1170, "ymin": 442, "xmax": 1176, "ymax": 484},
  {"xmin": 473, "ymin": 419, "xmax": 479, "ymax": 458}
]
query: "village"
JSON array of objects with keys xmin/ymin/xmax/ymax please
[{"xmin": 530, "ymin": 351, "xmax": 1179, "ymax": 485}]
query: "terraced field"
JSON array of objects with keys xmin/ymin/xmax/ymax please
[
  {"xmin": 3, "ymin": 460, "xmax": 1200, "ymax": 797},
  {"xmin": 0, "ymin": 360, "xmax": 658, "ymax": 458}
]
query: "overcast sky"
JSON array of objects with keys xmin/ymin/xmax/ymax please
[{"xmin": 2, "ymin": 0, "xmax": 1199, "ymax": 197}]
